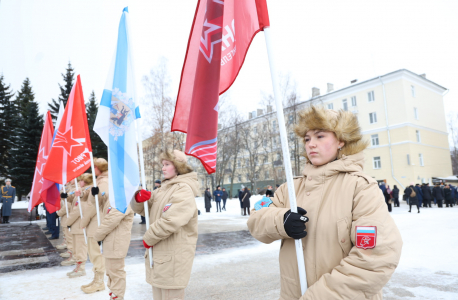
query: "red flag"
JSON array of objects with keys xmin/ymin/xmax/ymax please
[
  {"xmin": 28, "ymin": 111, "xmax": 54, "ymax": 212},
  {"xmin": 171, "ymin": 0, "xmax": 269, "ymax": 173},
  {"xmin": 43, "ymin": 75, "xmax": 92, "ymax": 186}
]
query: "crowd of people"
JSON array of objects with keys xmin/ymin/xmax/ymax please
[{"xmin": 379, "ymin": 182, "xmax": 457, "ymax": 213}]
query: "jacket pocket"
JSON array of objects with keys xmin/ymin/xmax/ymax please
[
  {"xmin": 153, "ymin": 253, "xmax": 174, "ymax": 280},
  {"xmin": 337, "ymin": 218, "xmax": 352, "ymax": 256}
]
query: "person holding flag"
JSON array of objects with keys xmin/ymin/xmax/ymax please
[
  {"xmin": 57, "ymin": 181, "xmax": 75, "ymax": 258},
  {"xmin": 80, "ymin": 157, "xmax": 109, "ymax": 294}
]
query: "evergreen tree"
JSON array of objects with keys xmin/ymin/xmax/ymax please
[
  {"xmin": 0, "ymin": 75, "xmax": 19, "ymax": 178},
  {"xmin": 10, "ymin": 79, "xmax": 43, "ymax": 200},
  {"xmin": 86, "ymin": 91, "xmax": 107, "ymax": 159},
  {"xmin": 48, "ymin": 62, "xmax": 75, "ymax": 122}
]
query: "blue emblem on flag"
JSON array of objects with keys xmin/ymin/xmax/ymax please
[{"xmin": 255, "ymin": 196, "xmax": 273, "ymax": 211}]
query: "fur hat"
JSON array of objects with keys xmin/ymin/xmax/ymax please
[
  {"xmin": 294, "ymin": 106, "xmax": 368, "ymax": 160},
  {"xmin": 81, "ymin": 173, "xmax": 94, "ymax": 185},
  {"xmin": 159, "ymin": 150, "xmax": 193, "ymax": 175},
  {"xmin": 93, "ymin": 157, "xmax": 108, "ymax": 172}
]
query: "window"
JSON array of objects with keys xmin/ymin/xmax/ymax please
[
  {"xmin": 276, "ymin": 153, "xmax": 281, "ymax": 161},
  {"xmin": 371, "ymin": 134, "xmax": 379, "ymax": 146},
  {"xmin": 407, "ymin": 154, "xmax": 411, "ymax": 165},
  {"xmin": 254, "ymin": 127, "xmax": 257, "ymax": 134},
  {"xmin": 373, "ymin": 156, "xmax": 381, "ymax": 169},
  {"xmin": 369, "ymin": 112, "xmax": 377, "ymax": 124},
  {"xmin": 245, "ymin": 159, "xmax": 249, "ymax": 166},
  {"xmin": 265, "ymin": 171, "xmax": 269, "ymax": 179},
  {"xmin": 228, "ymin": 176, "xmax": 232, "ymax": 182},
  {"xmin": 416, "ymin": 130, "xmax": 421, "ymax": 142},
  {"xmin": 237, "ymin": 160, "xmax": 241, "ymax": 168},
  {"xmin": 272, "ymin": 120, "xmax": 277, "ymax": 132},
  {"xmin": 254, "ymin": 140, "xmax": 258, "ymax": 148},
  {"xmin": 255, "ymin": 157, "xmax": 258, "ymax": 165},
  {"xmin": 411, "ymin": 85, "xmax": 416, "ymax": 97},
  {"xmin": 414, "ymin": 107, "xmax": 419, "ymax": 120},
  {"xmin": 368, "ymin": 91, "xmax": 375, "ymax": 102},
  {"xmin": 246, "ymin": 174, "xmax": 250, "ymax": 181},
  {"xmin": 419, "ymin": 153, "xmax": 424, "ymax": 166},
  {"xmin": 288, "ymin": 115, "xmax": 293, "ymax": 124},
  {"xmin": 273, "ymin": 137, "xmax": 276, "ymax": 148},
  {"xmin": 351, "ymin": 96, "xmax": 357, "ymax": 106},
  {"xmin": 327, "ymin": 103, "xmax": 334, "ymax": 110},
  {"xmin": 263, "ymin": 156, "xmax": 268, "ymax": 164},
  {"xmin": 342, "ymin": 99, "xmax": 348, "ymax": 111},
  {"xmin": 263, "ymin": 140, "xmax": 267, "ymax": 147},
  {"xmin": 238, "ymin": 175, "xmax": 241, "ymax": 182}
]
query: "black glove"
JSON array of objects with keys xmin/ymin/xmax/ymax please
[
  {"xmin": 97, "ymin": 241, "xmax": 102, "ymax": 246},
  {"xmin": 60, "ymin": 192, "xmax": 68, "ymax": 198},
  {"xmin": 91, "ymin": 187, "xmax": 99, "ymax": 196},
  {"xmin": 283, "ymin": 207, "xmax": 309, "ymax": 239}
]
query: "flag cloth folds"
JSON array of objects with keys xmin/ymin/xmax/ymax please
[
  {"xmin": 43, "ymin": 75, "xmax": 92, "ymax": 199},
  {"xmin": 171, "ymin": 0, "xmax": 269, "ymax": 173},
  {"xmin": 94, "ymin": 7, "xmax": 140, "ymax": 214},
  {"xmin": 28, "ymin": 111, "xmax": 54, "ymax": 212}
]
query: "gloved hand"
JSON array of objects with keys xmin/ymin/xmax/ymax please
[
  {"xmin": 91, "ymin": 187, "xmax": 99, "ymax": 196},
  {"xmin": 135, "ymin": 189, "xmax": 151, "ymax": 203},
  {"xmin": 97, "ymin": 241, "xmax": 102, "ymax": 246},
  {"xmin": 60, "ymin": 192, "xmax": 68, "ymax": 198},
  {"xmin": 143, "ymin": 240, "xmax": 152, "ymax": 249},
  {"xmin": 283, "ymin": 207, "xmax": 309, "ymax": 239}
]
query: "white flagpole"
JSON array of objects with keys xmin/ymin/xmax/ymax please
[
  {"xmin": 264, "ymin": 27, "xmax": 307, "ymax": 294},
  {"xmin": 135, "ymin": 119, "xmax": 153, "ymax": 268},
  {"xmin": 74, "ymin": 178, "xmax": 88, "ymax": 244},
  {"xmin": 89, "ymin": 152, "xmax": 103, "ymax": 252},
  {"xmin": 63, "ymin": 185, "xmax": 70, "ymax": 232}
]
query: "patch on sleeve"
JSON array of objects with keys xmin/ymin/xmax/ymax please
[
  {"xmin": 163, "ymin": 203, "xmax": 172, "ymax": 213},
  {"xmin": 254, "ymin": 197, "xmax": 273, "ymax": 211},
  {"xmin": 355, "ymin": 226, "xmax": 377, "ymax": 249},
  {"xmin": 102, "ymin": 192, "xmax": 105, "ymax": 196},
  {"xmin": 107, "ymin": 207, "xmax": 112, "ymax": 214},
  {"xmin": 75, "ymin": 201, "xmax": 79, "ymax": 206}
]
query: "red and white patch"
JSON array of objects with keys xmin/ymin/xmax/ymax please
[
  {"xmin": 75, "ymin": 201, "xmax": 79, "ymax": 206},
  {"xmin": 355, "ymin": 226, "xmax": 377, "ymax": 249},
  {"xmin": 107, "ymin": 207, "xmax": 112, "ymax": 214},
  {"xmin": 163, "ymin": 203, "xmax": 172, "ymax": 213}
]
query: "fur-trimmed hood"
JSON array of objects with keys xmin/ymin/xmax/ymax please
[
  {"xmin": 159, "ymin": 150, "xmax": 193, "ymax": 175},
  {"xmin": 294, "ymin": 106, "xmax": 368, "ymax": 161}
]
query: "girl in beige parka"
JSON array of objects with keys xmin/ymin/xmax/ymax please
[
  {"xmin": 248, "ymin": 106, "xmax": 403, "ymax": 300},
  {"xmin": 131, "ymin": 149, "xmax": 200, "ymax": 300}
]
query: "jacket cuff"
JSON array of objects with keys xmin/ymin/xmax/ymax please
[
  {"xmin": 275, "ymin": 208, "xmax": 290, "ymax": 239},
  {"xmin": 143, "ymin": 226, "xmax": 160, "ymax": 246}
]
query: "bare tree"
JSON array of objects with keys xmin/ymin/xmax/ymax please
[{"xmin": 448, "ymin": 113, "xmax": 458, "ymax": 175}]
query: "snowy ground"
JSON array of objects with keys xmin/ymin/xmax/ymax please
[{"xmin": 0, "ymin": 199, "xmax": 457, "ymax": 299}]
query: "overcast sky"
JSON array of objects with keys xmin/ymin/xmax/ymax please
[{"xmin": 1, "ymin": 0, "xmax": 457, "ymax": 122}]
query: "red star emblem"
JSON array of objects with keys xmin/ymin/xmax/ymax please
[
  {"xmin": 53, "ymin": 127, "xmax": 84, "ymax": 156},
  {"xmin": 35, "ymin": 147, "xmax": 48, "ymax": 175},
  {"xmin": 261, "ymin": 201, "xmax": 266, "ymax": 206}
]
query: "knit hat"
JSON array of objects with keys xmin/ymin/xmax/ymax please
[
  {"xmin": 159, "ymin": 150, "xmax": 193, "ymax": 175},
  {"xmin": 294, "ymin": 106, "xmax": 368, "ymax": 161}
]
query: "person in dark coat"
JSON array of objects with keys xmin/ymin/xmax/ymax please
[
  {"xmin": 204, "ymin": 188, "xmax": 212, "ymax": 213},
  {"xmin": 404, "ymin": 183, "xmax": 420, "ymax": 213},
  {"xmin": 265, "ymin": 185, "xmax": 274, "ymax": 198},
  {"xmin": 221, "ymin": 188, "xmax": 228, "ymax": 211},
  {"xmin": 392, "ymin": 185, "xmax": 400, "ymax": 207},
  {"xmin": 241, "ymin": 187, "xmax": 251, "ymax": 216},
  {"xmin": 432, "ymin": 183, "xmax": 444, "ymax": 207},
  {"xmin": 213, "ymin": 186, "xmax": 222, "ymax": 212},
  {"xmin": 421, "ymin": 183, "xmax": 432, "ymax": 207},
  {"xmin": 1, "ymin": 179, "xmax": 16, "ymax": 224},
  {"xmin": 451, "ymin": 184, "xmax": 458, "ymax": 205},
  {"xmin": 414, "ymin": 184, "xmax": 423, "ymax": 207},
  {"xmin": 444, "ymin": 185, "xmax": 454, "ymax": 207},
  {"xmin": 238, "ymin": 190, "xmax": 244, "ymax": 215},
  {"xmin": 379, "ymin": 183, "xmax": 391, "ymax": 212}
]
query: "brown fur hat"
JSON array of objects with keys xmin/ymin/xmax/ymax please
[
  {"xmin": 294, "ymin": 106, "xmax": 369, "ymax": 160},
  {"xmin": 81, "ymin": 173, "xmax": 94, "ymax": 185},
  {"xmin": 93, "ymin": 157, "xmax": 108, "ymax": 172},
  {"xmin": 159, "ymin": 150, "xmax": 193, "ymax": 175}
]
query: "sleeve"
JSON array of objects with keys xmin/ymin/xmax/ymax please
[
  {"xmin": 301, "ymin": 177, "xmax": 403, "ymax": 300},
  {"xmin": 93, "ymin": 206, "xmax": 130, "ymax": 242},
  {"xmin": 57, "ymin": 200, "xmax": 66, "ymax": 217},
  {"xmin": 143, "ymin": 184, "xmax": 196, "ymax": 246},
  {"xmin": 246, "ymin": 183, "xmax": 291, "ymax": 244},
  {"xmin": 66, "ymin": 201, "xmax": 81, "ymax": 226},
  {"xmin": 80, "ymin": 200, "xmax": 97, "ymax": 228}
]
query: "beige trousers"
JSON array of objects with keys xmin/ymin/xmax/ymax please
[
  {"xmin": 152, "ymin": 287, "xmax": 185, "ymax": 300},
  {"xmin": 106, "ymin": 258, "xmax": 126, "ymax": 298},
  {"xmin": 88, "ymin": 237, "xmax": 105, "ymax": 273},
  {"xmin": 64, "ymin": 220, "xmax": 73, "ymax": 252},
  {"xmin": 72, "ymin": 234, "xmax": 87, "ymax": 264}
]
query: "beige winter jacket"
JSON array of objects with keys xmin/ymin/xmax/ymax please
[
  {"xmin": 66, "ymin": 186, "xmax": 92, "ymax": 235},
  {"xmin": 93, "ymin": 195, "xmax": 134, "ymax": 259},
  {"xmin": 57, "ymin": 186, "xmax": 74, "ymax": 226},
  {"xmin": 248, "ymin": 152, "xmax": 403, "ymax": 300},
  {"xmin": 130, "ymin": 172, "xmax": 200, "ymax": 289},
  {"xmin": 81, "ymin": 172, "xmax": 109, "ymax": 238}
]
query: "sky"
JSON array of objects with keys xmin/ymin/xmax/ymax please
[{"xmin": 1, "ymin": 0, "xmax": 457, "ymax": 123}]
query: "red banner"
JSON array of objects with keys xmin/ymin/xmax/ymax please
[
  {"xmin": 42, "ymin": 75, "xmax": 92, "ymax": 185},
  {"xmin": 171, "ymin": 0, "xmax": 269, "ymax": 173}
]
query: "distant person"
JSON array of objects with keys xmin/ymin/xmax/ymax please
[
  {"xmin": 238, "ymin": 189, "xmax": 244, "ymax": 215},
  {"xmin": 204, "ymin": 188, "xmax": 212, "ymax": 213},
  {"xmin": 404, "ymin": 183, "xmax": 420, "ymax": 213},
  {"xmin": 221, "ymin": 188, "xmax": 228, "ymax": 211},
  {"xmin": 213, "ymin": 186, "xmax": 222, "ymax": 212},
  {"xmin": 433, "ymin": 183, "xmax": 444, "ymax": 207},
  {"xmin": 265, "ymin": 185, "xmax": 274, "ymax": 197},
  {"xmin": 414, "ymin": 184, "xmax": 423, "ymax": 207},
  {"xmin": 1, "ymin": 178, "xmax": 15, "ymax": 224},
  {"xmin": 444, "ymin": 185, "xmax": 454, "ymax": 207},
  {"xmin": 421, "ymin": 183, "xmax": 432, "ymax": 208},
  {"xmin": 392, "ymin": 185, "xmax": 400, "ymax": 207},
  {"xmin": 379, "ymin": 182, "xmax": 391, "ymax": 212},
  {"xmin": 241, "ymin": 187, "xmax": 251, "ymax": 216}
]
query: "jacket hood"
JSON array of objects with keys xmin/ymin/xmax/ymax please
[
  {"xmin": 303, "ymin": 152, "xmax": 366, "ymax": 178},
  {"xmin": 162, "ymin": 172, "xmax": 200, "ymax": 197}
]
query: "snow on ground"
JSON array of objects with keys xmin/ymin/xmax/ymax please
[{"xmin": 1, "ymin": 200, "xmax": 457, "ymax": 299}]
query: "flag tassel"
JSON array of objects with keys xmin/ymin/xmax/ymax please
[{"xmin": 264, "ymin": 27, "xmax": 307, "ymax": 294}]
